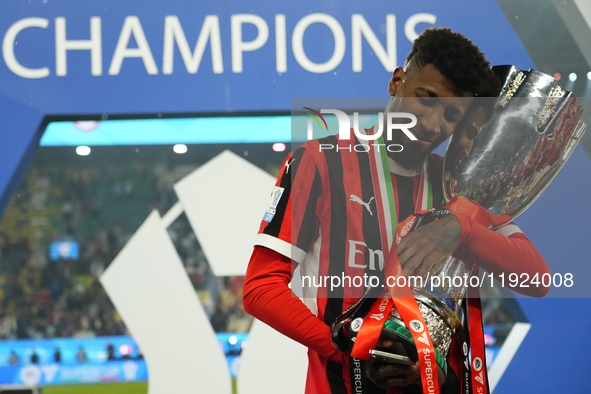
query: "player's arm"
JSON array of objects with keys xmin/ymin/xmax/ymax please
[
  {"xmin": 454, "ymin": 215, "xmax": 550, "ymax": 297},
  {"xmin": 396, "ymin": 213, "xmax": 550, "ymax": 297},
  {"xmin": 243, "ymin": 145, "xmax": 348, "ymax": 364},
  {"xmin": 242, "ymin": 245, "xmax": 348, "ymax": 364}
]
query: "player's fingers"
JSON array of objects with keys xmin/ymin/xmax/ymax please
[
  {"xmin": 403, "ymin": 256, "xmax": 424, "ymax": 276},
  {"xmin": 396, "ymin": 230, "xmax": 425, "ymax": 253},
  {"xmin": 395, "ymin": 236, "xmax": 409, "ymax": 255},
  {"xmin": 385, "ymin": 369, "xmax": 420, "ymax": 387},
  {"xmin": 396, "ymin": 238, "xmax": 421, "ymax": 265},
  {"xmin": 412, "ymin": 243, "xmax": 442, "ymax": 272},
  {"xmin": 376, "ymin": 339, "xmax": 395, "ymax": 348},
  {"xmin": 423, "ymin": 256, "xmax": 450, "ymax": 277},
  {"xmin": 376, "ymin": 363, "xmax": 412, "ymax": 376},
  {"xmin": 416, "ymin": 252, "xmax": 440, "ymax": 275}
]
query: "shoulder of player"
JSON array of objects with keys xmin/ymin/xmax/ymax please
[
  {"xmin": 299, "ymin": 134, "xmax": 340, "ymax": 150},
  {"xmin": 289, "ymin": 135, "xmax": 341, "ymax": 163}
]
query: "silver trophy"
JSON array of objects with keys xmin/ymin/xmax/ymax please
[{"xmin": 384, "ymin": 65, "xmax": 587, "ymax": 358}]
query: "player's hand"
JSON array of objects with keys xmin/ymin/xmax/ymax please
[
  {"xmin": 367, "ymin": 360, "xmax": 447, "ymax": 388},
  {"xmin": 366, "ymin": 338, "xmax": 418, "ymax": 388},
  {"xmin": 366, "ymin": 339, "xmax": 446, "ymax": 388},
  {"xmin": 366, "ymin": 357, "xmax": 419, "ymax": 388},
  {"xmin": 396, "ymin": 215, "xmax": 462, "ymax": 278}
]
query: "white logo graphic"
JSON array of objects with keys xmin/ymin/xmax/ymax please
[
  {"xmin": 349, "ymin": 194, "xmax": 374, "ymax": 216},
  {"xmin": 20, "ymin": 365, "xmax": 41, "ymax": 386},
  {"xmin": 100, "ymin": 151, "xmax": 277, "ymax": 394},
  {"xmin": 463, "ymin": 342, "xmax": 469, "ymax": 356},
  {"xmin": 268, "ymin": 187, "xmax": 284, "ymax": 209},
  {"xmin": 473, "ymin": 357, "xmax": 483, "ymax": 372},
  {"xmin": 263, "ymin": 186, "xmax": 284, "ymax": 222},
  {"xmin": 123, "ymin": 361, "xmax": 139, "ymax": 381},
  {"xmin": 474, "ymin": 371, "xmax": 484, "ymax": 385},
  {"xmin": 40, "ymin": 365, "xmax": 59, "ymax": 383},
  {"xmin": 285, "ymin": 159, "xmax": 295, "ymax": 173},
  {"xmin": 409, "ymin": 320, "xmax": 424, "ymax": 333},
  {"xmin": 351, "ymin": 317, "xmax": 363, "ymax": 332},
  {"xmin": 417, "ymin": 331, "xmax": 430, "ymax": 346},
  {"xmin": 370, "ymin": 313, "xmax": 384, "ymax": 321}
]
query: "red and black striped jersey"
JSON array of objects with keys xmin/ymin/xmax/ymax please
[{"xmin": 254, "ymin": 134, "xmax": 444, "ymax": 393}]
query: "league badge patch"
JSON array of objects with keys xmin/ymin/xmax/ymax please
[{"xmin": 263, "ymin": 186, "xmax": 284, "ymax": 222}]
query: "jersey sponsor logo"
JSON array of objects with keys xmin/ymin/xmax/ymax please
[
  {"xmin": 349, "ymin": 194, "xmax": 374, "ymax": 216},
  {"xmin": 347, "ymin": 240, "xmax": 384, "ymax": 271},
  {"xmin": 262, "ymin": 186, "xmax": 284, "ymax": 222}
]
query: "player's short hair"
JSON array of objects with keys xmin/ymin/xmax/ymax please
[
  {"xmin": 406, "ymin": 27, "xmax": 497, "ymax": 97},
  {"xmin": 475, "ymin": 96, "xmax": 499, "ymax": 122}
]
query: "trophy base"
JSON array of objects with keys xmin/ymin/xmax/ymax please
[{"xmin": 386, "ymin": 291, "xmax": 462, "ymax": 359}]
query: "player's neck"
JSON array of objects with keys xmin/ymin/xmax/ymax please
[{"xmin": 386, "ymin": 155, "xmax": 424, "ymax": 176}]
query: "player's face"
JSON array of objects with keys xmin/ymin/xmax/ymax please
[
  {"xmin": 384, "ymin": 63, "xmax": 473, "ymax": 169},
  {"xmin": 445, "ymin": 104, "xmax": 489, "ymax": 175}
]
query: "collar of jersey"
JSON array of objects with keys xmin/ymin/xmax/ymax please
[{"xmin": 387, "ymin": 157, "xmax": 423, "ymax": 177}]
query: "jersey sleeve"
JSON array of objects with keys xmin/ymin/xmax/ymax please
[
  {"xmin": 254, "ymin": 144, "xmax": 323, "ymax": 264},
  {"xmin": 243, "ymin": 245, "xmax": 348, "ymax": 365},
  {"xmin": 456, "ymin": 214, "xmax": 550, "ymax": 297}
]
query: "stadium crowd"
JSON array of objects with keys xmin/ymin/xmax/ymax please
[{"xmin": 0, "ymin": 150, "xmax": 254, "ymax": 340}]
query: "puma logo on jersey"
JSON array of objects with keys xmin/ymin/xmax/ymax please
[
  {"xmin": 350, "ymin": 194, "xmax": 374, "ymax": 215},
  {"xmin": 285, "ymin": 159, "xmax": 295, "ymax": 173}
]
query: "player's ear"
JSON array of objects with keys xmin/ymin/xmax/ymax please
[{"xmin": 388, "ymin": 67, "xmax": 405, "ymax": 96}]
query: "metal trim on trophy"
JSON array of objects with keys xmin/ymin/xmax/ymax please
[{"xmin": 385, "ymin": 65, "xmax": 587, "ymax": 358}]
